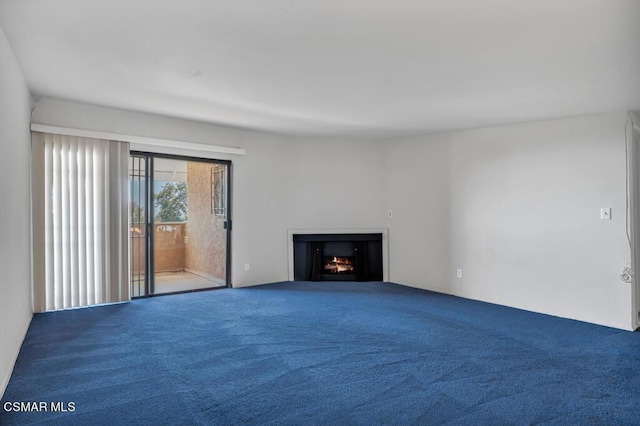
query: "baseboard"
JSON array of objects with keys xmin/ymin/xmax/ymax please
[{"xmin": 0, "ymin": 311, "xmax": 33, "ymax": 399}]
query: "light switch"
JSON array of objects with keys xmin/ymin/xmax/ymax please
[{"xmin": 600, "ymin": 208, "xmax": 611, "ymax": 220}]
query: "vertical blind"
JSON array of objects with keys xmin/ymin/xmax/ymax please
[{"xmin": 32, "ymin": 132, "xmax": 130, "ymax": 312}]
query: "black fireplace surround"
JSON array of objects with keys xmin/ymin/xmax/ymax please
[{"xmin": 293, "ymin": 233, "xmax": 383, "ymax": 281}]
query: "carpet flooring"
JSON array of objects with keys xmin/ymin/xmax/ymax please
[{"xmin": 1, "ymin": 281, "xmax": 640, "ymax": 425}]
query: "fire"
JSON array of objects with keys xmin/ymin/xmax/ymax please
[{"xmin": 324, "ymin": 256, "xmax": 354, "ymax": 273}]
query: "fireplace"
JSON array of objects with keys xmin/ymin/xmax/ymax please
[{"xmin": 293, "ymin": 233, "xmax": 383, "ymax": 281}]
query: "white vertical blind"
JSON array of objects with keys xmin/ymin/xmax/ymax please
[{"xmin": 32, "ymin": 133, "xmax": 130, "ymax": 311}]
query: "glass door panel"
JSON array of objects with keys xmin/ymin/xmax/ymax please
[
  {"xmin": 129, "ymin": 155, "xmax": 149, "ymax": 297},
  {"xmin": 151, "ymin": 158, "xmax": 228, "ymax": 294}
]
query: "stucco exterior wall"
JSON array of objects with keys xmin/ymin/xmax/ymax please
[{"xmin": 185, "ymin": 162, "xmax": 226, "ymax": 281}]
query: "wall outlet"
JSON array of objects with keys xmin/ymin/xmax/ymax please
[
  {"xmin": 456, "ymin": 269, "xmax": 463, "ymax": 278},
  {"xmin": 600, "ymin": 207, "xmax": 611, "ymax": 220},
  {"xmin": 244, "ymin": 263, "xmax": 250, "ymax": 271}
]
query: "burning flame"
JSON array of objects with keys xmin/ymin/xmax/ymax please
[{"xmin": 324, "ymin": 256, "xmax": 354, "ymax": 273}]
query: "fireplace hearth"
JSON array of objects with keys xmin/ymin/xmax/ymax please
[{"xmin": 293, "ymin": 233, "xmax": 383, "ymax": 281}]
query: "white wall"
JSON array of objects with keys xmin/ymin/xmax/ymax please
[
  {"xmin": 31, "ymin": 99, "xmax": 388, "ymax": 288},
  {"xmin": 0, "ymin": 26, "xmax": 33, "ymax": 397},
  {"xmin": 383, "ymin": 134, "xmax": 452, "ymax": 292},
  {"xmin": 632, "ymin": 114, "xmax": 640, "ymax": 330},
  {"xmin": 387, "ymin": 112, "xmax": 634, "ymax": 330}
]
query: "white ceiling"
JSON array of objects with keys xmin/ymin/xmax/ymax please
[{"xmin": 1, "ymin": 0, "xmax": 639, "ymax": 137}]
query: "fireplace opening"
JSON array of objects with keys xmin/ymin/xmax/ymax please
[
  {"xmin": 324, "ymin": 256, "xmax": 354, "ymax": 274},
  {"xmin": 293, "ymin": 233, "xmax": 383, "ymax": 282}
]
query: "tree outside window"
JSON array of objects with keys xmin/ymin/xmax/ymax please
[{"xmin": 154, "ymin": 182, "xmax": 187, "ymax": 222}]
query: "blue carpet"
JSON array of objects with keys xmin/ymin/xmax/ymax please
[{"xmin": 1, "ymin": 281, "xmax": 640, "ymax": 425}]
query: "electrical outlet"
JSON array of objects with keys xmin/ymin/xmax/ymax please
[
  {"xmin": 244, "ymin": 263, "xmax": 250, "ymax": 271},
  {"xmin": 600, "ymin": 207, "xmax": 611, "ymax": 220},
  {"xmin": 456, "ymin": 269, "xmax": 463, "ymax": 278}
]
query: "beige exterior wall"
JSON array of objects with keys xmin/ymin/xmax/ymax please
[
  {"xmin": 130, "ymin": 226, "xmax": 146, "ymax": 274},
  {"xmin": 185, "ymin": 162, "xmax": 226, "ymax": 281},
  {"xmin": 153, "ymin": 223, "xmax": 186, "ymax": 273}
]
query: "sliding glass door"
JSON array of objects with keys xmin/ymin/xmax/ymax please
[{"xmin": 129, "ymin": 153, "xmax": 231, "ymax": 297}]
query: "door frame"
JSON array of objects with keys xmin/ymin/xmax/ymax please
[{"xmin": 130, "ymin": 151, "xmax": 233, "ymax": 297}]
